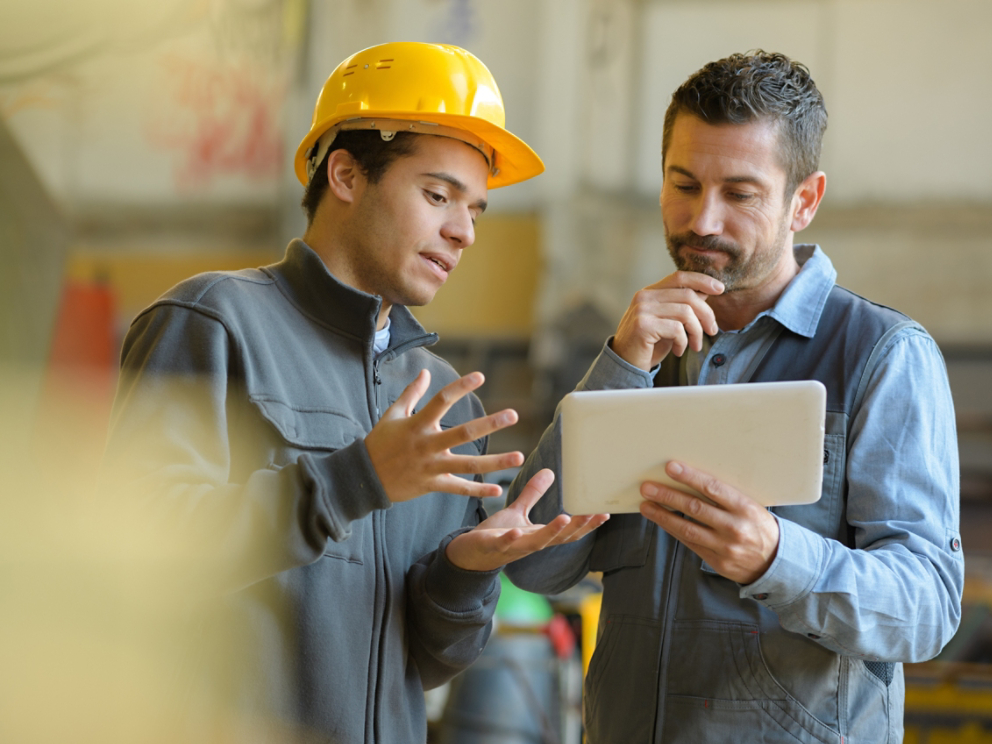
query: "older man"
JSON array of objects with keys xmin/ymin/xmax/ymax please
[{"xmin": 506, "ymin": 51, "xmax": 962, "ymax": 743}]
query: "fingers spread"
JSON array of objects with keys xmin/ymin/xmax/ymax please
[
  {"xmin": 384, "ymin": 369, "xmax": 431, "ymax": 419},
  {"xmin": 435, "ymin": 408, "xmax": 519, "ymax": 452},
  {"xmin": 417, "ymin": 372, "xmax": 485, "ymax": 424},
  {"xmin": 433, "ymin": 473, "xmax": 505, "ymax": 499},
  {"xmin": 547, "ymin": 513, "xmax": 608, "ymax": 544},
  {"xmin": 443, "ymin": 451, "xmax": 525, "ymax": 478}
]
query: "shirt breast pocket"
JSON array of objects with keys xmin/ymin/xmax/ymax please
[
  {"xmin": 773, "ymin": 410, "xmax": 848, "ymax": 544},
  {"xmin": 249, "ymin": 394, "xmax": 369, "ymax": 563}
]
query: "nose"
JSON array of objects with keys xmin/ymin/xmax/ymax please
[
  {"xmin": 689, "ymin": 191, "xmax": 724, "ymax": 236},
  {"xmin": 441, "ymin": 208, "xmax": 476, "ymax": 248}
]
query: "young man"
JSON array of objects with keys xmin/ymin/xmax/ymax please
[
  {"xmin": 101, "ymin": 42, "xmax": 606, "ymax": 743},
  {"xmin": 505, "ymin": 51, "xmax": 963, "ymax": 742}
]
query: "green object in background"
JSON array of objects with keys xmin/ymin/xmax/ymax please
[{"xmin": 495, "ymin": 573, "xmax": 553, "ymax": 626}]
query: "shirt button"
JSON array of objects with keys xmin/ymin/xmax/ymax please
[
  {"xmin": 711, "ymin": 353, "xmax": 727, "ymax": 367},
  {"xmin": 807, "ymin": 633, "xmax": 821, "ymax": 640},
  {"xmin": 753, "ymin": 593, "xmax": 769, "ymax": 601},
  {"xmin": 951, "ymin": 537, "xmax": 962, "ymax": 552},
  {"xmin": 823, "ymin": 449, "xmax": 830, "ymax": 464}
]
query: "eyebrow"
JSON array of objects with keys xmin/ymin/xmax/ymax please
[
  {"xmin": 424, "ymin": 172, "xmax": 488, "ymax": 213},
  {"xmin": 666, "ymin": 164, "xmax": 767, "ymax": 188}
]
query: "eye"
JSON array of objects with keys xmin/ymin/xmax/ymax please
[
  {"xmin": 728, "ymin": 191, "xmax": 756, "ymax": 202},
  {"xmin": 425, "ymin": 190, "xmax": 447, "ymax": 205},
  {"xmin": 672, "ymin": 182, "xmax": 698, "ymax": 194}
]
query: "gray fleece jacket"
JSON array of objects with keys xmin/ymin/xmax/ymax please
[{"xmin": 102, "ymin": 239, "xmax": 500, "ymax": 743}]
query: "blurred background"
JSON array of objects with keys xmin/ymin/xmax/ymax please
[{"xmin": 1, "ymin": 0, "xmax": 990, "ymax": 741}]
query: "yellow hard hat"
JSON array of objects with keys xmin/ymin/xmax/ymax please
[{"xmin": 294, "ymin": 42, "xmax": 544, "ymax": 189}]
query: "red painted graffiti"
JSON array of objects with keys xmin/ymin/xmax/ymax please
[{"xmin": 146, "ymin": 54, "xmax": 285, "ymax": 189}]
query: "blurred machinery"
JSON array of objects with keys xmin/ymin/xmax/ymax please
[
  {"xmin": 906, "ymin": 345, "xmax": 992, "ymax": 744},
  {"xmin": 903, "ymin": 348, "xmax": 992, "ymax": 741},
  {"xmin": 433, "ymin": 574, "xmax": 587, "ymax": 744},
  {"xmin": 904, "ymin": 559, "xmax": 992, "ymax": 743}
]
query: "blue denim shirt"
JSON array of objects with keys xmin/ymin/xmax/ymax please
[{"xmin": 505, "ymin": 245, "xmax": 964, "ymax": 743}]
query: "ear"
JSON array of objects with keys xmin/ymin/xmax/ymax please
[
  {"xmin": 325, "ymin": 148, "xmax": 364, "ymax": 205},
  {"xmin": 789, "ymin": 171, "xmax": 827, "ymax": 233}
]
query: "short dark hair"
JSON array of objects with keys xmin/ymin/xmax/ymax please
[
  {"xmin": 301, "ymin": 130, "xmax": 419, "ymax": 225},
  {"xmin": 662, "ymin": 51, "xmax": 828, "ymax": 195}
]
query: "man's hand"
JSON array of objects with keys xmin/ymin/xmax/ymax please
[
  {"xmin": 445, "ymin": 469, "xmax": 609, "ymax": 572},
  {"xmin": 365, "ymin": 370, "xmax": 525, "ymax": 503},
  {"xmin": 639, "ymin": 461, "xmax": 779, "ymax": 585},
  {"xmin": 612, "ymin": 271, "xmax": 724, "ymax": 370}
]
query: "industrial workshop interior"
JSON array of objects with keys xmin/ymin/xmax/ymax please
[{"xmin": 2, "ymin": 0, "xmax": 991, "ymax": 742}]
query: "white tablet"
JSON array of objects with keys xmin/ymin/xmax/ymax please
[{"xmin": 560, "ymin": 380, "xmax": 826, "ymax": 515}]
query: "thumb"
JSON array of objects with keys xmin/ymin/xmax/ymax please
[
  {"xmin": 514, "ymin": 469, "xmax": 555, "ymax": 517},
  {"xmin": 382, "ymin": 369, "xmax": 431, "ymax": 420}
]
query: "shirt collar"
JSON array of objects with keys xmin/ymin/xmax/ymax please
[{"xmin": 759, "ymin": 244, "xmax": 837, "ymax": 339}]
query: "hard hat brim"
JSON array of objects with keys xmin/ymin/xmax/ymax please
[{"xmin": 294, "ymin": 112, "xmax": 544, "ymax": 190}]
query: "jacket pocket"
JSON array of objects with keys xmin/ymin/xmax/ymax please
[
  {"xmin": 249, "ymin": 395, "xmax": 369, "ymax": 563},
  {"xmin": 249, "ymin": 395, "xmax": 367, "ymax": 450},
  {"xmin": 587, "ymin": 514, "xmax": 655, "ymax": 574},
  {"xmin": 841, "ymin": 656, "xmax": 892, "ymax": 743},
  {"xmin": 664, "ymin": 621, "xmax": 840, "ymax": 744}
]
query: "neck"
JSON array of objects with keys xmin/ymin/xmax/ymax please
[
  {"xmin": 375, "ymin": 305, "xmax": 392, "ymax": 331},
  {"xmin": 303, "ymin": 217, "xmax": 392, "ymax": 331}
]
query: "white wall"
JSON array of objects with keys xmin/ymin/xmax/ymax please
[
  {"xmin": 634, "ymin": 1, "xmax": 826, "ymax": 197},
  {"xmin": 632, "ymin": 0, "xmax": 992, "ymax": 204},
  {"xmin": 828, "ymin": 0, "xmax": 992, "ymax": 203}
]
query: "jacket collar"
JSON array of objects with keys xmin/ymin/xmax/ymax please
[{"xmin": 264, "ymin": 239, "xmax": 436, "ymax": 348}]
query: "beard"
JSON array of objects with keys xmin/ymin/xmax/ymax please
[{"xmin": 665, "ymin": 218, "xmax": 791, "ymax": 293}]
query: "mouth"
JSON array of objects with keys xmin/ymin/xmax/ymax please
[
  {"xmin": 677, "ymin": 239, "xmax": 729, "ymax": 254},
  {"xmin": 422, "ymin": 253, "xmax": 455, "ymax": 277},
  {"xmin": 674, "ymin": 237, "xmax": 739, "ymax": 263}
]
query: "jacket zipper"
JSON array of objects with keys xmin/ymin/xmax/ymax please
[
  {"xmin": 653, "ymin": 539, "xmax": 685, "ymax": 741},
  {"xmin": 372, "ymin": 357, "xmax": 382, "ymax": 419},
  {"xmin": 369, "ymin": 333, "xmax": 437, "ymax": 422},
  {"xmin": 366, "ymin": 332, "xmax": 435, "ymax": 742}
]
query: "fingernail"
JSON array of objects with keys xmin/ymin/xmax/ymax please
[
  {"xmin": 642, "ymin": 483, "xmax": 659, "ymax": 497},
  {"xmin": 668, "ymin": 462, "xmax": 683, "ymax": 475}
]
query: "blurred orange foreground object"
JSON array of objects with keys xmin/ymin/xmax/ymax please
[{"xmin": 36, "ymin": 279, "xmax": 119, "ymax": 484}]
